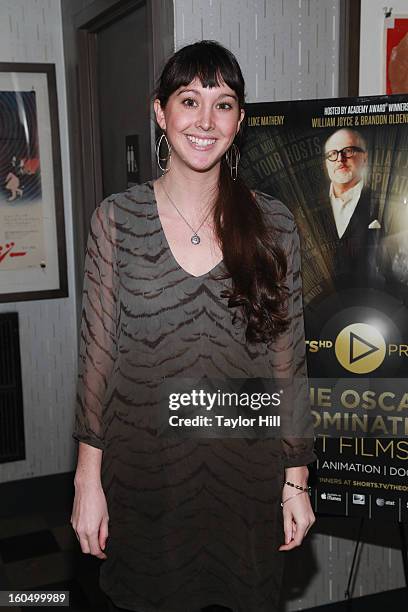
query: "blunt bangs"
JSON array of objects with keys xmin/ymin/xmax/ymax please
[{"xmin": 156, "ymin": 40, "xmax": 245, "ymax": 108}]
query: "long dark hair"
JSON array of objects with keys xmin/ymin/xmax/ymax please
[{"xmin": 155, "ymin": 40, "xmax": 289, "ymax": 344}]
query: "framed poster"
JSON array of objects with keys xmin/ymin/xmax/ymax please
[
  {"xmin": 0, "ymin": 63, "xmax": 67, "ymax": 302},
  {"xmin": 384, "ymin": 15, "xmax": 408, "ymax": 94}
]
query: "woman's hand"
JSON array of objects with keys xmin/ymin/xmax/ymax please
[
  {"xmin": 278, "ymin": 466, "xmax": 315, "ymax": 551},
  {"xmin": 71, "ymin": 480, "xmax": 109, "ymax": 560}
]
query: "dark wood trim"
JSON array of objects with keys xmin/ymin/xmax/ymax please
[
  {"xmin": 88, "ymin": 34, "xmax": 103, "ymax": 206},
  {"xmin": 147, "ymin": 0, "xmax": 175, "ymax": 177},
  {"xmin": 339, "ymin": 0, "xmax": 361, "ymax": 97},
  {"xmin": 79, "ymin": 0, "xmax": 146, "ymax": 31},
  {"xmin": 77, "ymin": 30, "xmax": 103, "ymax": 216},
  {"xmin": 74, "ymin": 0, "xmax": 144, "ymax": 30},
  {"xmin": 77, "ymin": 31, "xmax": 97, "ymax": 220},
  {"xmin": 347, "ymin": 0, "xmax": 361, "ymax": 96},
  {"xmin": 0, "ymin": 61, "xmax": 56, "ymax": 74},
  {"xmin": 48, "ymin": 62, "xmax": 69, "ymax": 300},
  {"xmin": 146, "ymin": 1, "xmax": 158, "ymax": 177}
]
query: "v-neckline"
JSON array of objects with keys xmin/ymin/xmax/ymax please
[{"xmin": 148, "ymin": 180, "xmax": 224, "ymax": 280}]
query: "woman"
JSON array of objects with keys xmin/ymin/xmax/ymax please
[{"xmin": 71, "ymin": 40, "xmax": 316, "ymax": 612}]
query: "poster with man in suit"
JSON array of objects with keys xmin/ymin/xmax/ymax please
[
  {"xmin": 319, "ymin": 128, "xmax": 382, "ymax": 289},
  {"xmin": 240, "ymin": 94, "xmax": 408, "ymax": 521}
]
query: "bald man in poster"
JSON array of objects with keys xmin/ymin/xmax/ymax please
[{"xmin": 318, "ymin": 128, "xmax": 383, "ymax": 289}]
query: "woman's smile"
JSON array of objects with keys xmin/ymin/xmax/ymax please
[{"xmin": 185, "ymin": 134, "xmax": 217, "ymax": 150}]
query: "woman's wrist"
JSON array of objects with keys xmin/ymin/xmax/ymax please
[
  {"xmin": 284, "ymin": 465, "xmax": 309, "ymax": 487},
  {"xmin": 74, "ymin": 468, "xmax": 103, "ymax": 487},
  {"xmin": 74, "ymin": 441, "xmax": 103, "ymax": 488}
]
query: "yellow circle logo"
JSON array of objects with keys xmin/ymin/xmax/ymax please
[{"xmin": 334, "ymin": 323, "xmax": 386, "ymax": 374}]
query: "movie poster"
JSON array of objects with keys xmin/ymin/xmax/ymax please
[
  {"xmin": 241, "ymin": 94, "xmax": 408, "ymax": 521},
  {"xmin": 0, "ymin": 90, "xmax": 44, "ymax": 270}
]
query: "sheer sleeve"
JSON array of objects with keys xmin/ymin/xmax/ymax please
[
  {"xmin": 269, "ymin": 218, "xmax": 317, "ymax": 468},
  {"xmin": 72, "ymin": 199, "xmax": 118, "ymax": 450}
]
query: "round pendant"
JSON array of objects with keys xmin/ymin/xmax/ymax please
[{"xmin": 191, "ymin": 234, "xmax": 200, "ymax": 245}]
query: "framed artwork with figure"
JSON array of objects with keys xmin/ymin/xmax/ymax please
[{"xmin": 0, "ymin": 62, "xmax": 67, "ymax": 303}]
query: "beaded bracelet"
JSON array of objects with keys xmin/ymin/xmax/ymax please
[{"xmin": 284, "ymin": 480, "xmax": 311, "ymax": 493}]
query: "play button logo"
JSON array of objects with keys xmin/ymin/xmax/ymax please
[
  {"xmin": 335, "ymin": 323, "xmax": 386, "ymax": 373},
  {"xmin": 349, "ymin": 331, "xmax": 379, "ymax": 364}
]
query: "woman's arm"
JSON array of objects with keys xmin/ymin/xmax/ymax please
[
  {"xmin": 73, "ymin": 199, "xmax": 118, "ymax": 449},
  {"xmin": 277, "ymin": 218, "xmax": 317, "ymax": 468},
  {"xmin": 268, "ymin": 213, "xmax": 317, "ymax": 549},
  {"xmin": 71, "ymin": 199, "xmax": 118, "ymax": 558}
]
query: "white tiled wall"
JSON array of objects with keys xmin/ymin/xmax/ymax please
[
  {"xmin": 175, "ymin": 0, "xmax": 340, "ymax": 102},
  {"xmin": 0, "ymin": 0, "xmax": 77, "ymax": 481}
]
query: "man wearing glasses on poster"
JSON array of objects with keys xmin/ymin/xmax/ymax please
[{"xmin": 321, "ymin": 128, "xmax": 383, "ymax": 289}]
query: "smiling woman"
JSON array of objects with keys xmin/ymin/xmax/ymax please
[
  {"xmin": 152, "ymin": 74, "xmax": 244, "ymax": 272},
  {"xmin": 154, "ymin": 78, "xmax": 244, "ymax": 176},
  {"xmin": 71, "ymin": 40, "xmax": 317, "ymax": 612}
]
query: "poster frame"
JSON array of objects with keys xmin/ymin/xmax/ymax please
[
  {"xmin": 339, "ymin": 0, "xmax": 361, "ymax": 97},
  {"xmin": 0, "ymin": 62, "xmax": 68, "ymax": 303}
]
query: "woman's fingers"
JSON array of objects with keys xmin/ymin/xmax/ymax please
[
  {"xmin": 76, "ymin": 528, "xmax": 107, "ymax": 559},
  {"xmin": 279, "ymin": 517, "xmax": 306, "ymax": 550},
  {"xmin": 76, "ymin": 529, "xmax": 91, "ymax": 554},
  {"xmin": 278, "ymin": 497, "xmax": 316, "ymax": 551},
  {"xmin": 303, "ymin": 517, "xmax": 315, "ymax": 538},
  {"xmin": 283, "ymin": 512, "xmax": 294, "ymax": 545},
  {"xmin": 292, "ymin": 518, "xmax": 308, "ymax": 546},
  {"xmin": 99, "ymin": 516, "xmax": 109, "ymax": 553},
  {"xmin": 88, "ymin": 529, "xmax": 107, "ymax": 559}
]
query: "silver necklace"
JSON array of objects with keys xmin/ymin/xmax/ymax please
[{"xmin": 161, "ymin": 181, "xmax": 212, "ymax": 245}]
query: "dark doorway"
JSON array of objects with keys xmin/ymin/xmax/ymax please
[
  {"xmin": 61, "ymin": 0, "xmax": 174, "ymax": 311},
  {"xmin": 97, "ymin": 3, "xmax": 151, "ymax": 198},
  {"xmin": 75, "ymin": 0, "xmax": 154, "ymax": 214}
]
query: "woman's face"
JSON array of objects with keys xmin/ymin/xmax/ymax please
[{"xmin": 154, "ymin": 77, "xmax": 245, "ymax": 174}]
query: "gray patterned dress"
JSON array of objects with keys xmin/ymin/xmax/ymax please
[{"xmin": 73, "ymin": 181, "xmax": 316, "ymax": 612}]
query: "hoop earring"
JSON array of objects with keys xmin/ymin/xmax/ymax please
[
  {"xmin": 225, "ymin": 143, "xmax": 240, "ymax": 181},
  {"xmin": 156, "ymin": 133, "xmax": 172, "ymax": 173}
]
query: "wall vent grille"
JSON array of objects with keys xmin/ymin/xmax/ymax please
[{"xmin": 0, "ymin": 313, "xmax": 25, "ymax": 463}]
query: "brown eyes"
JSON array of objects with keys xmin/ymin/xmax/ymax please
[
  {"xmin": 181, "ymin": 98, "xmax": 233, "ymax": 110},
  {"xmin": 182, "ymin": 98, "xmax": 197, "ymax": 107}
]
